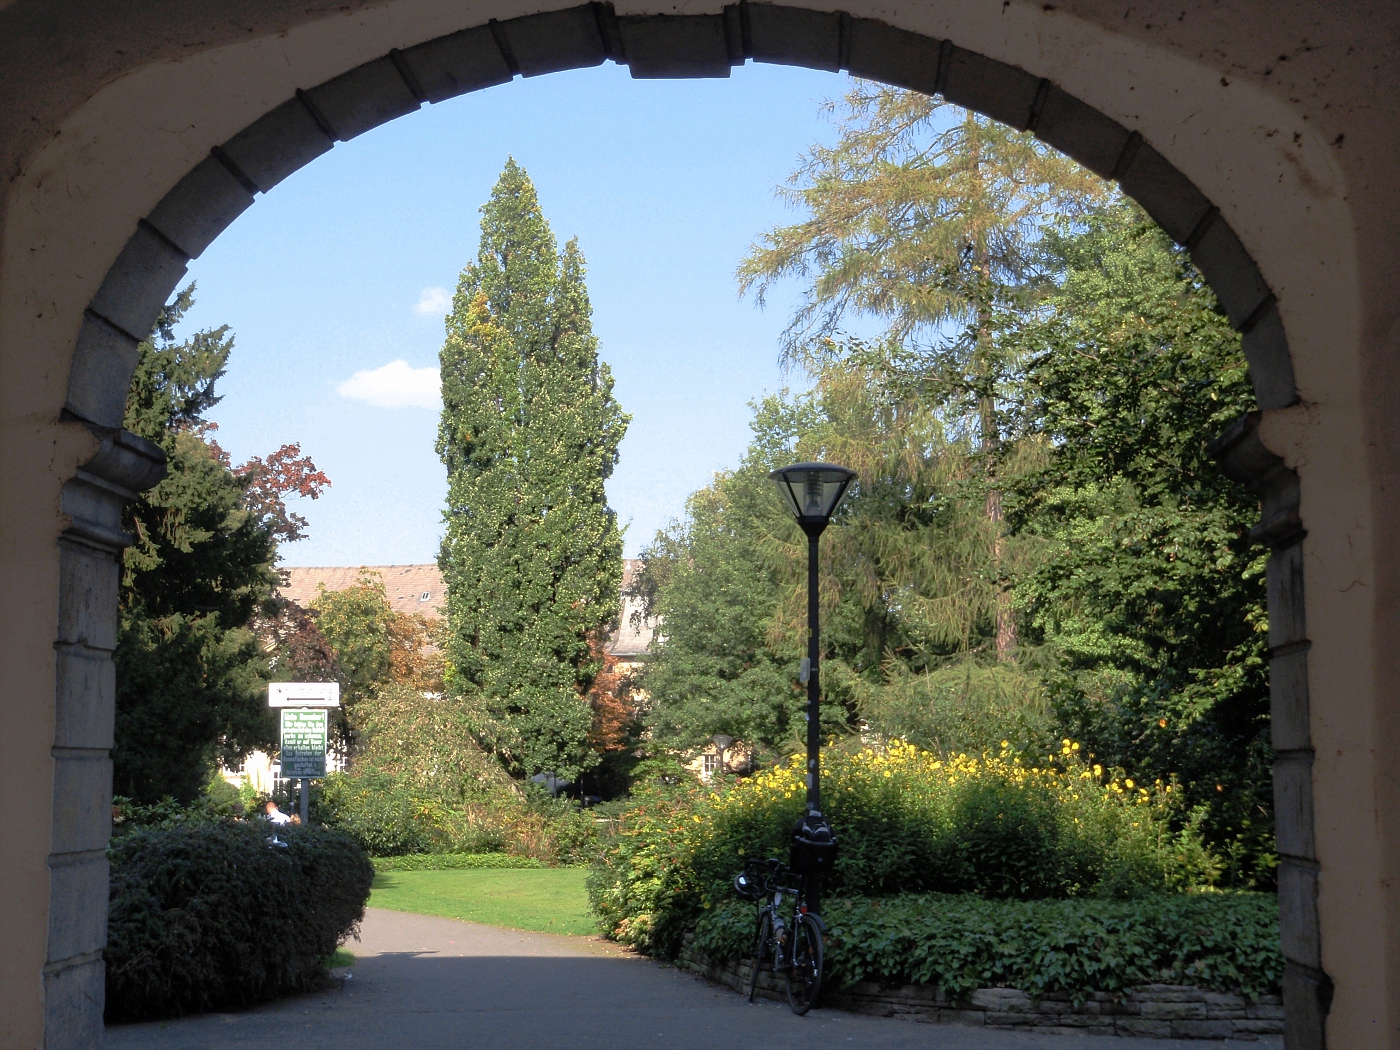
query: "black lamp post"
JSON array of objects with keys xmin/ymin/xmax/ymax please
[{"xmin": 770, "ymin": 462, "xmax": 855, "ymax": 911}]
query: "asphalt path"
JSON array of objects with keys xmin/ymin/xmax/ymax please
[{"xmin": 106, "ymin": 908, "xmax": 1278, "ymax": 1049}]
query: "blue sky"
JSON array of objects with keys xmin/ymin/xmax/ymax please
[{"xmin": 176, "ymin": 61, "xmax": 854, "ymax": 566}]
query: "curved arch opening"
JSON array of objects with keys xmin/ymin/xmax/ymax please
[{"xmin": 36, "ymin": 5, "xmax": 1325, "ymax": 1046}]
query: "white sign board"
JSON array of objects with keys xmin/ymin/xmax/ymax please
[{"xmin": 268, "ymin": 682, "xmax": 340, "ymax": 708}]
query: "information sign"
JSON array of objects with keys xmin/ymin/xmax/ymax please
[
  {"xmin": 269, "ymin": 682, "xmax": 340, "ymax": 708},
  {"xmin": 280, "ymin": 708, "xmax": 328, "ymax": 778}
]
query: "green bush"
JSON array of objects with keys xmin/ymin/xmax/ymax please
[
  {"xmin": 316, "ymin": 768, "xmax": 598, "ymax": 864},
  {"xmin": 372, "ymin": 853, "xmax": 544, "ymax": 872},
  {"xmin": 692, "ymin": 891, "xmax": 1283, "ymax": 1001},
  {"xmin": 589, "ymin": 741, "xmax": 1219, "ymax": 958},
  {"xmin": 105, "ymin": 821, "xmax": 373, "ymax": 1021}
]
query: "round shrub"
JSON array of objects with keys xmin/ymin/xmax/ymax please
[{"xmin": 105, "ymin": 820, "xmax": 374, "ymax": 1021}]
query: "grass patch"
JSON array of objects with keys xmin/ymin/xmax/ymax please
[
  {"xmin": 329, "ymin": 948, "xmax": 355, "ymax": 968},
  {"xmin": 372, "ymin": 853, "xmax": 543, "ymax": 872},
  {"xmin": 370, "ymin": 869, "xmax": 595, "ymax": 937}
]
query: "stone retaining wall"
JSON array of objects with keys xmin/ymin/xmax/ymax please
[{"xmin": 678, "ymin": 954, "xmax": 1284, "ymax": 1041}]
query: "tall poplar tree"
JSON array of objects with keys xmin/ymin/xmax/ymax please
[{"xmin": 437, "ymin": 159, "xmax": 629, "ymax": 781}]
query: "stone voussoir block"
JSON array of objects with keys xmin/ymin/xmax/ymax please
[
  {"xmin": 146, "ymin": 154, "xmax": 255, "ymax": 259},
  {"xmin": 219, "ymin": 96, "xmax": 334, "ymax": 192},
  {"xmin": 50, "ymin": 752, "xmax": 114, "ymax": 855},
  {"xmin": 47, "ymin": 853, "xmax": 110, "ymax": 962},
  {"xmin": 745, "ymin": 3, "xmax": 841, "ymax": 71},
  {"xmin": 88, "ymin": 223, "xmax": 189, "ymax": 341},
  {"xmin": 1032, "ymin": 86, "xmax": 1131, "ymax": 178},
  {"xmin": 1273, "ymin": 753, "xmax": 1317, "ymax": 859},
  {"xmin": 619, "ymin": 14, "xmax": 731, "ymax": 78},
  {"xmin": 1269, "ymin": 646, "xmax": 1311, "ymax": 752},
  {"xmin": 399, "ymin": 26, "xmax": 513, "ymax": 104},
  {"xmin": 1117, "ymin": 141, "xmax": 1212, "ymax": 244},
  {"xmin": 497, "ymin": 6, "xmax": 607, "ymax": 78},
  {"xmin": 939, "ymin": 45, "xmax": 1041, "ymax": 131},
  {"xmin": 1188, "ymin": 213, "xmax": 1273, "ymax": 330},
  {"xmin": 845, "ymin": 18, "xmax": 940, "ymax": 96},
  {"xmin": 44, "ymin": 957, "xmax": 106, "ymax": 1050},
  {"xmin": 1241, "ymin": 301, "xmax": 1297, "ymax": 409},
  {"xmin": 54, "ymin": 648, "xmax": 116, "ymax": 751},
  {"xmin": 67, "ymin": 314, "xmax": 141, "ymax": 428},
  {"xmin": 58, "ymin": 543, "xmax": 120, "ymax": 650},
  {"xmin": 303, "ymin": 57, "xmax": 421, "ymax": 141}
]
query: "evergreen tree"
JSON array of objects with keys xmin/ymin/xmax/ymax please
[
  {"xmin": 116, "ymin": 286, "xmax": 329, "ymax": 802},
  {"xmin": 739, "ymin": 85, "xmax": 1109, "ymax": 658},
  {"xmin": 437, "ymin": 159, "xmax": 629, "ymax": 781}
]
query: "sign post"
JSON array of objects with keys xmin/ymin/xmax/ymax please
[{"xmin": 269, "ymin": 683, "xmax": 339, "ymax": 824}]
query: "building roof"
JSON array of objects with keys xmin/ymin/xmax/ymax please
[
  {"xmin": 277, "ymin": 559, "xmax": 658, "ymax": 657},
  {"xmin": 279, "ymin": 565, "xmax": 446, "ymax": 618}
]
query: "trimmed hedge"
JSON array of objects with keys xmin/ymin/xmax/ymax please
[
  {"xmin": 691, "ymin": 891, "xmax": 1283, "ymax": 1002},
  {"xmin": 106, "ymin": 821, "xmax": 374, "ymax": 1021},
  {"xmin": 372, "ymin": 853, "xmax": 544, "ymax": 872}
]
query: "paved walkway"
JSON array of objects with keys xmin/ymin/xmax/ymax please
[{"xmin": 107, "ymin": 908, "xmax": 1278, "ymax": 1049}]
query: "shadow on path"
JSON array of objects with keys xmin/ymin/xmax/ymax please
[{"xmin": 106, "ymin": 908, "xmax": 1278, "ymax": 1050}]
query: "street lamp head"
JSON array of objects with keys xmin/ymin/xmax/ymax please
[
  {"xmin": 712, "ymin": 733, "xmax": 735, "ymax": 751},
  {"xmin": 769, "ymin": 463, "xmax": 856, "ymax": 536}
]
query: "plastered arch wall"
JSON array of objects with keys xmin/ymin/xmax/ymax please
[{"xmin": 0, "ymin": 2, "xmax": 1390, "ymax": 1048}]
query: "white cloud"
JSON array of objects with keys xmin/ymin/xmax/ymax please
[
  {"xmin": 413, "ymin": 286, "xmax": 452, "ymax": 316},
  {"xmin": 337, "ymin": 360, "xmax": 441, "ymax": 409}
]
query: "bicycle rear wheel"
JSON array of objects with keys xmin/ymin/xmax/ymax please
[
  {"xmin": 784, "ymin": 914, "xmax": 823, "ymax": 1015},
  {"xmin": 747, "ymin": 912, "xmax": 772, "ymax": 1002}
]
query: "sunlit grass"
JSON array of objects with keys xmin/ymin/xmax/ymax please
[{"xmin": 369, "ymin": 868, "xmax": 596, "ymax": 936}]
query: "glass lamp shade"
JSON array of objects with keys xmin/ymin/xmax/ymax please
[{"xmin": 769, "ymin": 463, "xmax": 856, "ymax": 531}]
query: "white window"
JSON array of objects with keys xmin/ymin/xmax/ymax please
[{"xmin": 702, "ymin": 753, "xmax": 718, "ymax": 779}]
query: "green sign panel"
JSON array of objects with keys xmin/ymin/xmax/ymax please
[{"xmin": 280, "ymin": 708, "xmax": 328, "ymax": 778}]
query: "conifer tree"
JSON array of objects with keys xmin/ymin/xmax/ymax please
[
  {"xmin": 738, "ymin": 86, "xmax": 1109, "ymax": 658},
  {"xmin": 437, "ymin": 159, "xmax": 629, "ymax": 780}
]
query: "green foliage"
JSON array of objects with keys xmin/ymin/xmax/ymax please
[
  {"xmin": 1004, "ymin": 204, "xmax": 1271, "ymax": 884},
  {"xmin": 692, "ymin": 891, "xmax": 1282, "ymax": 1001},
  {"xmin": 846, "ymin": 658, "xmax": 1052, "ymax": 758},
  {"xmin": 309, "ymin": 572, "xmax": 395, "ymax": 711},
  {"xmin": 105, "ymin": 821, "xmax": 373, "ymax": 1021},
  {"xmin": 589, "ymin": 742, "xmax": 1218, "ymax": 959},
  {"xmin": 116, "ymin": 288, "xmax": 280, "ymax": 802},
  {"xmin": 372, "ymin": 853, "xmax": 544, "ymax": 871},
  {"xmin": 438, "ymin": 158, "xmax": 629, "ymax": 780},
  {"xmin": 634, "ymin": 404, "xmax": 810, "ymax": 753}
]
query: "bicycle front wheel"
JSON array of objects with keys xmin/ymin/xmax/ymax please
[
  {"xmin": 784, "ymin": 914, "xmax": 824, "ymax": 1015},
  {"xmin": 747, "ymin": 912, "xmax": 772, "ymax": 1002}
]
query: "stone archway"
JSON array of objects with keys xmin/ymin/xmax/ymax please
[{"xmin": 3, "ymin": 3, "xmax": 1392, "ymax": 1047}]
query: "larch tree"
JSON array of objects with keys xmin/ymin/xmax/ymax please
[
  {"xmin": 437, "ymin": 159, "xmax": 629, "ymax": 781},
  {"xmin": 738, "ymin": 85, "xmax": 1109, "ymax": 658}
]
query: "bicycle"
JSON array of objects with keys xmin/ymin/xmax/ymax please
[{"xmin": 732, "ymin": 858, "xmax": 824, "ymax": 1015}]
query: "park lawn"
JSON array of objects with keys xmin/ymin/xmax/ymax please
[{"xmin": 369, "ymin": 868, "xmax": 596, "ymax": 936}]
